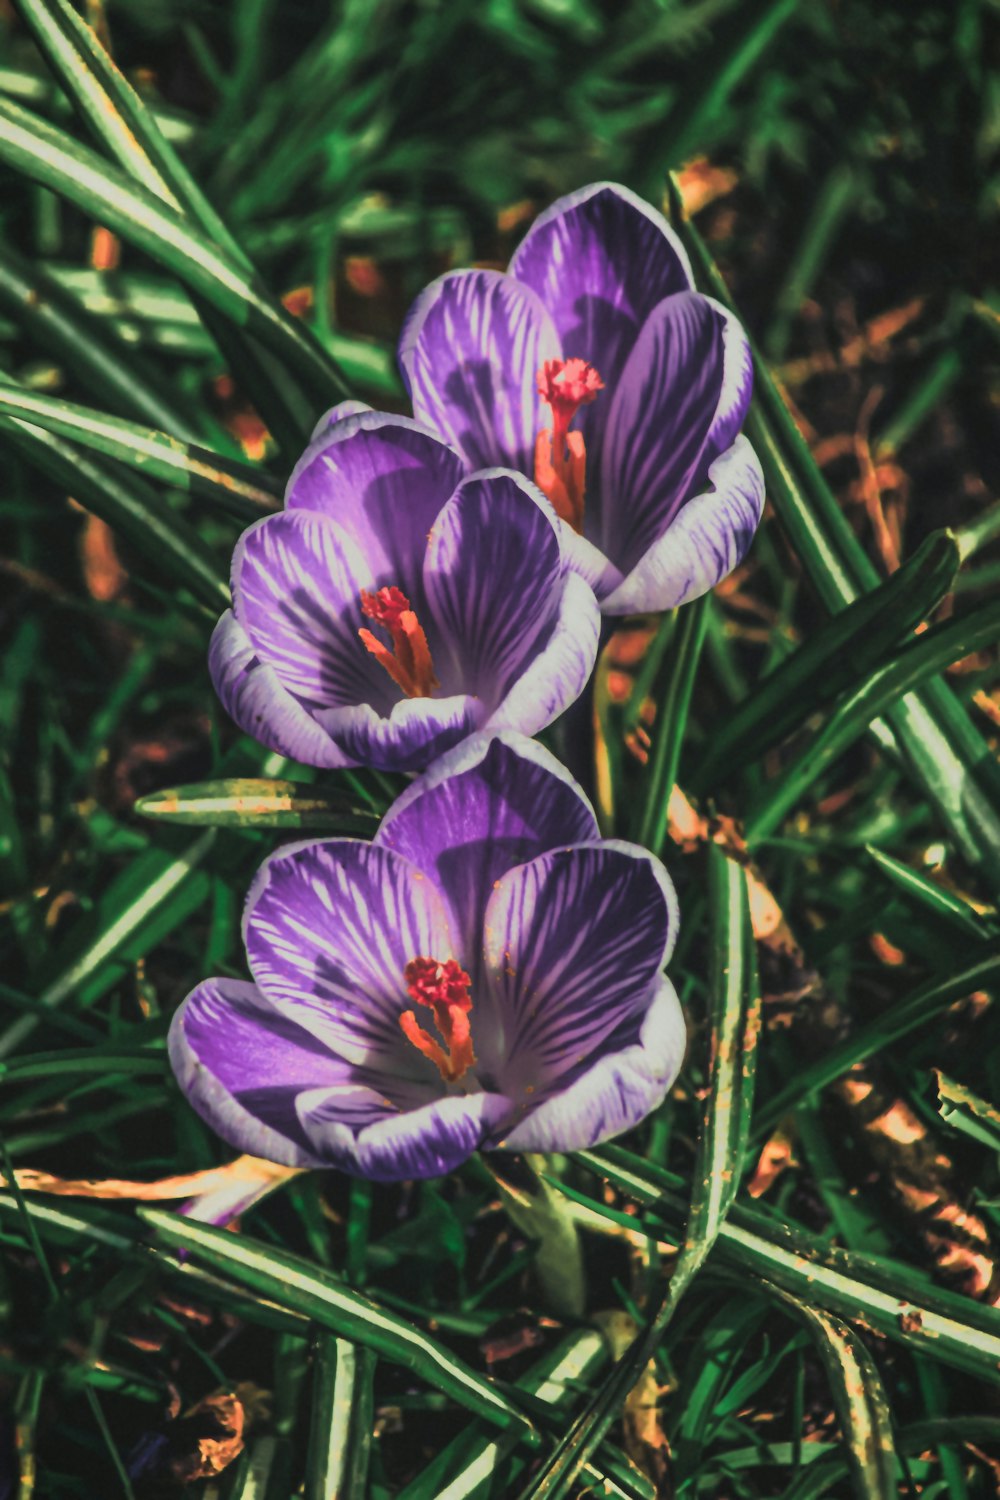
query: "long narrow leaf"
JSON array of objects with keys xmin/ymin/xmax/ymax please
[
  {"xmin": 139, "ymin": 1207, "xmax": 536, "ymax": 1441},
  {"xmin": 134, "ymin": 778, "xmax": 380, "ymax": 832}
]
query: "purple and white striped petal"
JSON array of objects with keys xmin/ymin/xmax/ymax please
[
  {"xmin": 423, "ymin": 470, "xmax": 573, "ymax": 705},
  {"xmin": 298, "ymin": 1088, "xmax": 514, "ymax": 1182},
  {"xmin": 399, "ymin": 269, "xmax": 561, "ymax": 475},
  {"xmin": 509, "ymin": 182, "xmax": 694, "ymax": 472},
  {"xmin": 498, "ymin": 976, "xmax": 685, "ymax": 1152},
  {"xmin": 286, "ymin": 411, "xmax": 464, "ymax": 583},
  {"xmin": 601, "ymin": 437, "xmax": 764, "ymax": 615},
  {"xmin": 308, "ymin": 399, "xmax": 374, "ymax": 440},
  {"xmin": 208, "ymin": 611, "xmax": 351, "ymax": 769},
  {"xmin": 598, "ymin": 292, "xmax": 753, "ymax": 573},
  {"xmin": 375, "ymin": 734, "xmax": 599, "ymax": 954},
  {"xmin": 168, "ymin": 978, "xmax": 349, "ymax": 1167},
  {"xmin": 244, "ymin": 839, "xmax": 457, "ymax": 1076},
  {"xmin": 232, "ymin": 510, "xmax": 393, "ymax": 711},
  {"xmin": 482, "ymin": 840, "xmax": 678, "ymax": 1090},
  {"xmin": 485, "ymin": 571, "xmax": 600, "ymax": 735},
  {"xmin": 314, "ymin": 693, "xmax": 484, "ymax": 774}
]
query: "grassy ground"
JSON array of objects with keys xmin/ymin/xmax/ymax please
[{"xmin": 1, "ymin": 1, "xmax": 999, "ymax": 1495}]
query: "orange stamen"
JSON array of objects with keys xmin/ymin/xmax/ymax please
[
  {"xmin": 534, "ymin": 357, "xmax": 604, "ymax": 532},
  {"xmin": 359, "ymin": 586, "xmax": 439, "ymax": 698},
  {"xmin": 399, "ymin": 957, "xmax": 475, "ymax": 1083}
]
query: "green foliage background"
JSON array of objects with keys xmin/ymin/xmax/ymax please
[{"xmin": 0, "ymin": 1, "xmax": 999, "ymax": 1496}]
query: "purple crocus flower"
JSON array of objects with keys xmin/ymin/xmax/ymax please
[
  {"xmin": 398, "ymin": 182, "xmax": 765, "ymax": 614},
  {"xmin": 169, "ymin": 734, "xmax": 684, "ymax": 1182},
  {"xmin": 209, "ymin": 409, "xmax": 600, "ymax": 772}
]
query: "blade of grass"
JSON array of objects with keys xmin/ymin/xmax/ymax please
[
  {"xmin": 692, "ymin": 529, "xmax": 961, "ymax": 793},
  {"xmin": 745, "ymin": 594, "xmax": 1000, "ymax": 843},
  {"xmin": 305, "ymin": 1337, "xmax": 376, "ymax": 1500},
  {"xmin": 769, "ymin": 1289, "xmax": 897, "ymax": 1498},
  {"xmin": 575, "ymin": 1146, "xmax": 1000, "ymax": 1382},
  {"xmin": 0, "ymin": 376, "xmax": 279, "ymax": 519},
  {"xmin": 139, "ymin": 1207, "xmax": 536, "ymax": 1442},
  {"xmin": 0, "ymin": 96, "xmax": 347, "ymax": 404},
  {"xmin": 865, "ymin": 845, "xmax": 996, "ymax": 939},
  {"xmin": 134, "ymin": 779, "xmax": 380, "ymax": 833},
  {"xmin": 0, "ymin": 412, "xmax": 230, "ymax": 613},
  {"xmin": 635, "ymin": 593, "xmax": 709, "ymax": 853}
]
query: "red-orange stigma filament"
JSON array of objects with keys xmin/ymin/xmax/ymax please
[
  {"xmin": 399, "ymin": 957, "xmax": 475, "ymax": 1083},
  {"xmin": 534, "ymin": 357, "xmax": 604, "ymax": 533},
  {"xmin": 359, "ymin": 586, "xmax": 439, "ymax": 698}
]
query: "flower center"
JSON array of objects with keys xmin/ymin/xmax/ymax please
[
  {"xmin": 533, "ymin": 357, "xmax": 605, "ymax": 534},
  {"xmin": 399, "ymin": 956, "xmax": 475, "ymax": 1083},
  {"xmin": 359, "ymin": 586, "xmax": 439, "ymax": 698}
]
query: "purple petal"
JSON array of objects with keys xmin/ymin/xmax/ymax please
[
  {"xmin": 485, "ymin": 571, "xmax": 600, "ymax": 735},
  {"xmin": 599, "ymin": 293, "xmax": 753, "ymax": 573},
  {"xmin": 309, "ymin": 399, "xmax": 373, "ymax": 439},
  {"xmin": 601, "ymin": 437, "xmax": 765, "ymax": 614},
  {"xmin": 232, "ymin": 510, "xmax": 393, "ymax": 711},
  {"xmin": 298, "ymin": 1088, "xmax": 514, "ymax": 1182},
  {"xmin": 314, "ymin": 693, "xmax": 484, "ymax": 774},
  {"xmin": 509, "ymin": 183, "xmax": 693, "ymax": 471},
  {"xmin": 375, "ymin": 733, "xmax": 598, "ymax": 954},
  {"xmin": 168, "ymin": 977, "xmax": 347, "ymax": 1166},
  {"xmin": 399, "ymin": 269, "xmax": 561, "ymax": 475},
  {"xmin": 244, "ymin": 838, "xmax": 457, "ymax": 1079},
  {"xmin": 481, "ymin": 840, "xmax": 678, "ymax": 1091},
  {"xmin": 423, "ymin": 470, "xmax": 567, "ymax": 705},
  {"xmin": 496, "ymin": 976, "xmax": 685, "ymax": 1152},
  {"xmin": 208, "ymin": 611, "xmax": 352, "ymax": 769},
  {"xmin": 286, "ymin": 411, "xmax": 464, "ymax": 583}
]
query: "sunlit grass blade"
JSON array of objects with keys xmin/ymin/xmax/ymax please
[
  {"xmin": 635, "ymin": 593, "xmax": 709, "ymax": 853},
  {"xmin": 139, "ymin": 1207, "xmax": 536, "ymax": 1440},
  {"xmin": 780, "ymin": 1416, "xmax": 1000, "ymax": 1500},
  {"xmin": 134, "ymin": 779, "xmax": 381, "ymax": 832},
  {"xmin": 0, "ymin": 375, "xmax": 279, "ymax": 520},
  {"xmin": 865, "ymin": 844, "xmax": 996, "ymax": 939},
  {"xmin": 692, "ymin": 528, "xmax": 961, "ymax": 793},
  {"xmin": 305, "ymin": 1336, "xmax": 376, "ymax": 1500},
  {"xmin": 577, "ymin": 1145, "xmax": 1000, "ymax": 1382},
  {"xmin": 0, "ymin": 96, "xmax": 347, "ymax": 405},
  {"xmin": 517, "ymin": 848, "xmax": 756, "ymax": 1500},
  {"xmin": 0, "ymin": 410, "xmax": 230, "ymax": 613},
  {"xmin": 0, "ymin": 832, "xmax": 215, "ymax": 1059},
  {"xmin": 936, "ymin": 1072, "xmax": 1000, "ymax": 1152},
  {"xmin": 0, "ymin": 238, "xmax": 205, "ymax": 441},
  {"xmin": 771, "ymin": 1290, "xmax": 897, "ymax": 1498},
  {"xmin": 12, "ymin": 0, "xmax": 247, "ymax": 263},
  {"xmin": 746, "ymin": 594, "xmax": 1000, "ymax": 842}
]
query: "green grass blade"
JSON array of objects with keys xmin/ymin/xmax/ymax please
[
  {"xmin": 635, "ymin": 593, "xmax": 709, "ymax": 853},
  {"xmin": 11, "ymin": 0, "xmax": 247, "ymax": 263},
  {"xmin": 693, "ymin": 529, "xmax": 961, "ymax": 793},
  {"xmin": 0, "ymin": 96, "xmax": 346, "ymax": 404},
  {"xmin": 746, "ymin": 595, "xmax": 1000, "ymax": 842},
  {"xmin": 0, "ymin": 238, "xmax": 204, "ymax": 441},
  {"xmin": 753, "ymin": 944, "xmax": 1000, "ymax": 1135},
  {"xmin": 139, "ymin": 1207, "xmax": 536, "ymax": 1441},
  {"xmin": 577, "ymin": 1146, "xmax": 1000, "ymax": 1382},
  {"xmin": 134, "ymin": 779, "xmax": 381, "ymax": 832},
  {"xmin": 305, "ymin": 1336, "xmax": 376, "ymax": 1500},
  {"xmin": 0, "ymin": 411, "xmax": 231, "ymax": 613},
  {"xmin": 0, "ymin": 832, "xmax": 215, "ymax": 1059},
  {"xmin": 772, "ymin": 1291, "xmax": 897, "ymax": 1498},
  {"xmin": 865, "ymin": 844, "xmax": 995, "ymax": 939},
  {"xmin": 0, "ymin": 375, "xmax": 278, "ymax": 520}
]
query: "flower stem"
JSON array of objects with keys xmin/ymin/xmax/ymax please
[{"xmin": 483, "ymin": 1153, "xmax": 586, "ymax": 1319}]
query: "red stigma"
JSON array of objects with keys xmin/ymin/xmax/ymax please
[
  {"xmin": 534, "ymin": 357, "xmax": 605, "ymax": 533},
  {"xmin": 359, "ymin": 586, "xmax": 439, "ymax": 698},
  {"xmin": 399, "ymin": 957, "xmax": 476, "ymax": 1083}
]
